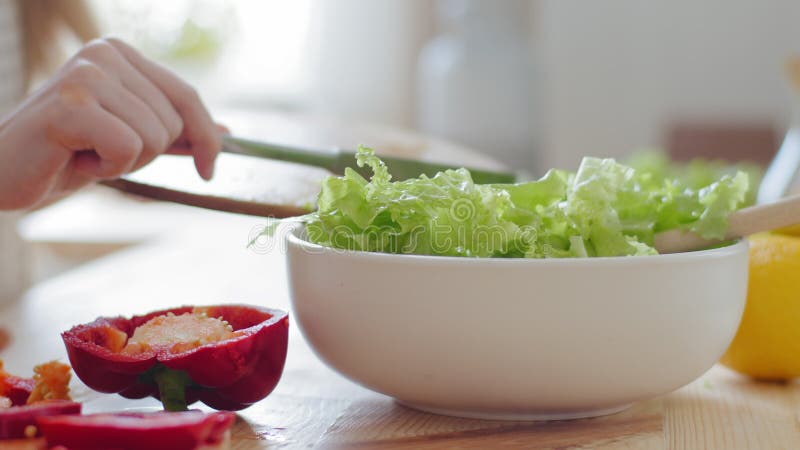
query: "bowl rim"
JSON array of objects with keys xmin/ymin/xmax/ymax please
[{"xmin": 285, "ymin": 225, "xmax": 748, "ymax": 266}]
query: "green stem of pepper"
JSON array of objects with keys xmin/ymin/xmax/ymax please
[{"xmin": 151, "ymin": 365, "xmax": 192, "ymax": 412}]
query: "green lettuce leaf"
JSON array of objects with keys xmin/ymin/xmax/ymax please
[{"xmin": 295, "ymin": 147, "xmax": 751, "ymax": 258}]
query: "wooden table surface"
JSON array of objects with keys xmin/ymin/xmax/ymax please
[
  {"xmin": 4, "ymin": 110, "xmax": 799, "ymax": 449},
  {"xmin": 2, "ymin": 211, "xmax": 799, "ymax": 450}
]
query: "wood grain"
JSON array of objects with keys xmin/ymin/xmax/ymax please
[
  {"xmin": 101, "ymin": 153, "xmax": 330, "ymax": 218},
  {"xmin": 100, "ymin": 178, "xmax": 309, "ymax": 219},
  {"xmin": 665, "ymin": 369, "xmax": 800, "ymax": 450},
  {"xmin": 317, "ymin": 399, "xmax": 663, "ymax": 449},
  {"xmin": 655, "ymin": 193, "xmax": 800, "ymax": 253},
  {"xmin": 2, "ymin": 213, "xmax": 799, "ymax": 449}
]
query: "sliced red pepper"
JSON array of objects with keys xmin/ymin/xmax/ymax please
[
  {"xmin": 0, "ymin": 400, "xmax": 81, "ymax": 439},
  {"xmin": 1, "ymin": 376, "xmax": 35, "ymax": 407},
  {"xmin": 1, "ymin": 359, "xmax": 36, "ymax": 407},
  {"xmin": 38, "ymin": 411, "xmax": 234, "ymax": 450},
  {"xmin": 62, "ymin": 305, "xmax": 288, "ymax": 411}
]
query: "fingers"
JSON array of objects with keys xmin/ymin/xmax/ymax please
[
  {"xmin": 88, "ymin": 72, "xmax": 171, "ymax": 171},
  {"xmin": 77, "ymin": 40, "xmax": 184, "ymax": 145},
  {"xmin": 166, "ymin": 123, "xmax": 229, "ymax": 156},
  {"xmin": 104, "ymin": 37, "xmax": 220, "ymax": 180},
  {"xmin": 49, "ymin": 37, "xmax": 220, "ymax": 180},
  {"xmin": 48, "ymin": 88, "xmax": 143, "ymax": 179},
  {"xmin": 74, "ymin": 40, "xmax": 183, "ymax": 171},
  {"xmin": 215, "ymin": 123, "xmax": 231, "ymax": 135}
]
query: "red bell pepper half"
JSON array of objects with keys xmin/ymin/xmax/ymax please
[
  {"xmin": 38, "ymin": 411, "xmax": 234, "ymax": 450},
  {"xmin": 0, "ymin": 400, "xmax": 81, "ymax": 439},
  {"xmin": 62, "ymin": 305, "xmax": 288, "ymax": 411}
]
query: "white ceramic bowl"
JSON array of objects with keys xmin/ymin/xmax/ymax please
[{"xmin": 286, "ymin": 228, "xmax": 748, "ymax": 420}]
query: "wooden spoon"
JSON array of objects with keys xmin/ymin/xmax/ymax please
[
  {"xmin": 654, "ymin": 194, "xmax": 800, "ymax": 253},
  {"xmin": 101, "ymin": 137, "xmax": 515, "ymax": 219},
  {"xmin": 101, "ymin": 152, "xmax": 330, "ymax": 218}
]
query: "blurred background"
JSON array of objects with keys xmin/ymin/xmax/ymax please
[
  {"xmin": 84, "ymin": 0, "xmax": 798, "ymax": 171},
  {"xmin": 2, "ymin": 0, "xmax": 799, "ymax": 295}
]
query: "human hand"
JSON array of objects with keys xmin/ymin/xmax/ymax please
[{"xmin": 0, "ymin": 37, "xmax": 221, "ymax": 210}]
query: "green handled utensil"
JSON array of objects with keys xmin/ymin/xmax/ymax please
[
  {"xmin": 222, "ymin": 136, "xmax": 518, "ymax": 184},
  {"xmin": 100, "ymin": 136, "xmax": 517, "ymax": 218}
]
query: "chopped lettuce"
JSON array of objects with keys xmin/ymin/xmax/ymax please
[
  {"xmin": 625, "ymin": 150, "xmax": 762, "ymax": 207},
  {"xmin": 294, "ymin": 147, "xmax": 752, "ymax": 258}
]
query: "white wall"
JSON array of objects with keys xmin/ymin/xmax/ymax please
[
  {"xmin": 109, "ymin": 0, "xmax": 800, "ymax": 173},
  {"xmin": 306, "ymin": 0, "xmax": 433, "ymax": 126},
  {"xmin": 537, "ymin": 0, "xmax": 800, "ymax": 170}
]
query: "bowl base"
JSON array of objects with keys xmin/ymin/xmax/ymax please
[{"xmin": 396, "ymin": 401, "xmax": 633, "ymax": 421}]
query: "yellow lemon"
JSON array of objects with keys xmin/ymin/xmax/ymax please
[
  {"xmin": 774, "ymin": 223, "xmax": 800, "ymax": 237},
  {"xmin": 776, "ymin": 225, "xmax": 800, "ymax": 236},
  {"xmin": 720, "ymin": 233, "xmax": 800, "ymax": 380}
]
